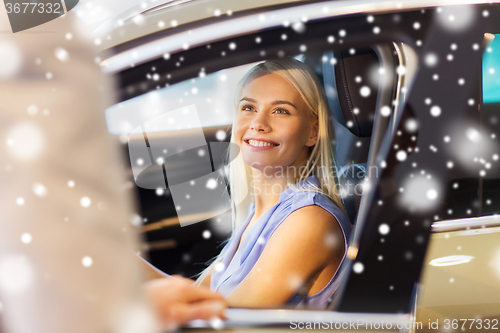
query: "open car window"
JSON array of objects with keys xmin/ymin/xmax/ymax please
[{"xmin": 102, "ymin": 2, "xmax": 500, "ymax": 314}]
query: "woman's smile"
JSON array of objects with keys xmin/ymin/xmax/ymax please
[{"xmin": 244, "ymin": 138, "xmax": 280, "ymax": 150}]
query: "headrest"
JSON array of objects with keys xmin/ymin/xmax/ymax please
[{"xmin": 332, "ymin": 48, "xmax": 379, "ymax": 138}]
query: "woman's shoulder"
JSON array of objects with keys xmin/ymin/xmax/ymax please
[
  {"xmin": 270, "ymin": 204, "xmax": 346, "ymax": 261},
  {"xmin": 284, "ymin": 176, "xmax": 352, "ymax": 237},
  {"xmin": 287, "ymin": 177, "xmax": 346, "ymax": 215}
]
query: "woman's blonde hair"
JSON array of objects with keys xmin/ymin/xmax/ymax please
[
  {"xmin": 196, "ymin": 57, "xmax": 346, "ymax": 284},
  {"xmin": 228, "ymin": 57, "xmax": 347, "ymax": 232}
]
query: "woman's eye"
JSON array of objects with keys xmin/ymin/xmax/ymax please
[
  {"xmin": 241, "ymin": 105, "xmax": 254, "ymax": 111},
  {"xmin": 275, "ymin": 109, "xmax": 289, "ymax": 114}
]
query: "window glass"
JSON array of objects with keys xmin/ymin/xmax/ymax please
[
  {"xmin": 107, "ymin": 46, "xmax": 385, "ymax": 281},
  {"xmin": 105, "ymin": 63, "xmax": 257, "ymax": 135}
]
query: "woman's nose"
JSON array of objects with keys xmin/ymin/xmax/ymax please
[{"xmin": 250, "ymin": 113, "xmax": 271, "ymax": 132}]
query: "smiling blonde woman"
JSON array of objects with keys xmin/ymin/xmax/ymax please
[{"xmin": 196, "ymin": 58, "xmax": 352, "ymax": 309}]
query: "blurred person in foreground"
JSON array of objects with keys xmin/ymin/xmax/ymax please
[{"xmin": 0, "ymin": 8, "xmax": 225, "ymax": 333}]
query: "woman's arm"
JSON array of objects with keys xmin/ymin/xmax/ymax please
[{"xmin": 225, "ymin": 205, "xmax": 345, "ymax": 308}]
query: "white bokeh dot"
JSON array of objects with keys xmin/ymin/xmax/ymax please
[
  {"xmin": 7, "ymin": 123, "xmax": 45, "ymax": 161},
  {"xmin": 206, "ymin": 178, "xmax": 217, "ymax": 190},
  {"xmin": 68, "ymin": 180, "xmax": 75, "ymax": 188},
  {"xmin": 80, "ymin": 197, "xmax": 91, "ymax": 208},
  {"xmin": 379, "ymin": 224, "xmax": 390, "ymax": 235},
  {"xmin": 16, "ymin": 197, "xmax": 25, "ymax": 206},
  {"xmin": 214, "ymin": 262, "xmax": 225, "ymax": 272},
  {"xmin": 82, "ymin": 256, "xmax": 93, "ymax": 267},
  {"xmin": 353, "ymin": 262, "xmax": 364, "ymax": 274},
  {"xmin": 32, "ymin": 183, "xmax": 47, "ymax": 197},
  {"xmin": 430, "ymin": 105, "xmax": 442, "ymax": 117},
  {"xmin": 202, "ymin": 230, "xmax": 211, "ymax": 239},
  {"xmin": 215, "ymin": 130, "xmax": 226, "ymax": 141},
  {"xmin": 54, "ymin": 47, "xmax": 69, "ymax": 62},
  {"xmin": 405, "ymin": 120, "xmax": 418, "ymax": 133},
  {"xmin": 21, "ymin": 233, "xmax": 32, "ymax": 244},
  {"xmin": 426, "ymin": 189, "xmax": 438, "ymax": 200},
  {"xmin": 360, "ymin": 86, "xmax": 371, "ymax": 97},
  {"xmin": 27, "ymin": 105, "xmax": 38, "ymax": 116},
  {"xmin": 210, "ymin": 318, "xmax": 224, "ymax": 330},
  {"xmin": 424, "ymin": 53, "xmax": 438, "ymax": 67},
  {"xmin": 396, "ymin": 150, "xmax": 407, "ymax": 161}
]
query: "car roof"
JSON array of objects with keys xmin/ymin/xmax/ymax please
[
  {"xmin": 99, "ymin": 0, "xmax": 499, "ymax": 73},
  {"xmin": 96, "ymin": 0, "xmax": 310, "ymax": 50},
  {"xmin": 96, "ymin": 0, "xmax": 496, "ymax": 52}
]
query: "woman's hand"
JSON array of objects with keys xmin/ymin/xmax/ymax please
[{"xmin": 143, "ymin": 277, "xmax": 227, "ymax": 330}]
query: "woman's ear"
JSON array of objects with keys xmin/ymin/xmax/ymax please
[{"xmin": 306, "ymin": 119, "xmax": 319, "ymax": 147}]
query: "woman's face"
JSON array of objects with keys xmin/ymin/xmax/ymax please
[{"xmin": 234, "ymin": 73, "xmax": 318, "ymax": 173}]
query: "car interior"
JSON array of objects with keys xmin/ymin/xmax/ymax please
[
  {"xmin": 101, "ymin": 1, "xmax": 500, "ymax": 324},
  {"xmin": 108, "ymin": 39, "xmax": 422, "ymax": 311}
]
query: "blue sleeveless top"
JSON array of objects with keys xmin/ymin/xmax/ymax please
[{"xmin": 210, "ymin": 175, "xmax": 352, "ymax": 309}]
